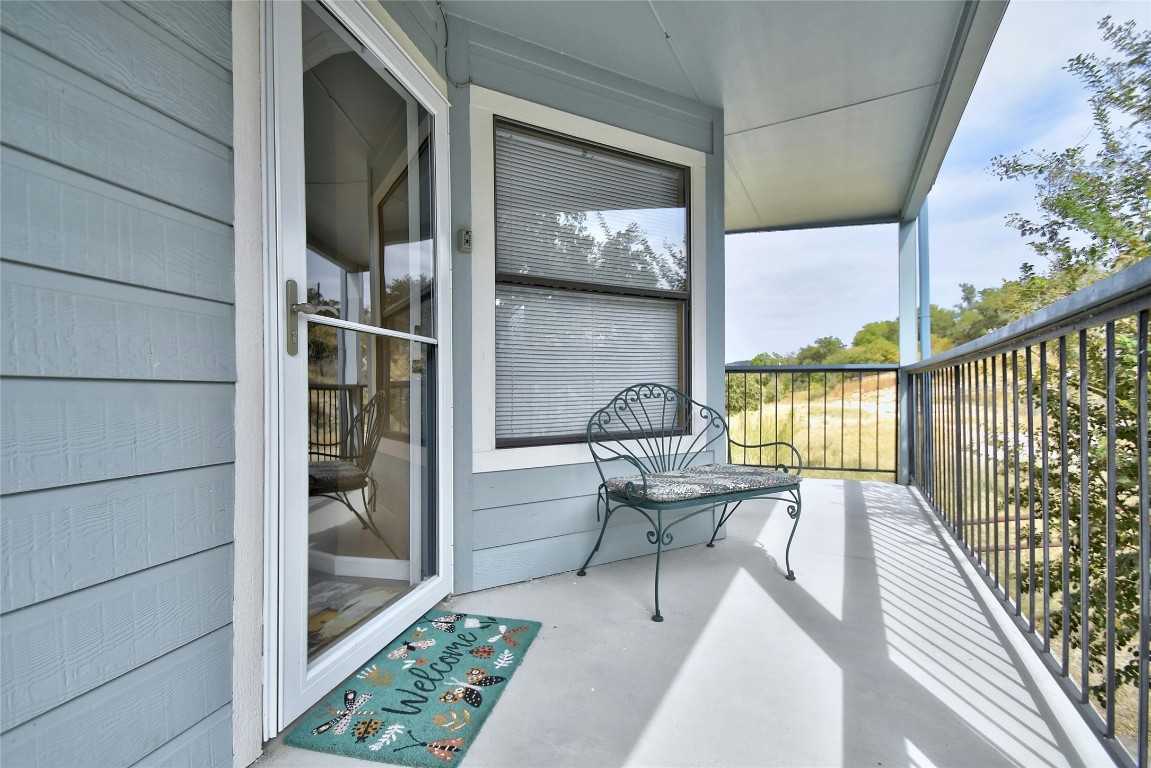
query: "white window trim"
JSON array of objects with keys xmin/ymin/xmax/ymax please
[{"xmin": 469, "ymin": 86, "xmax": 709, "ymax": 473}]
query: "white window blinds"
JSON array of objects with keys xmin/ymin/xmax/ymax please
[
  {"xmin": 495, "ymin": 286, "xmax": 682, "ymax": 441},
  {"xmin": 493, "ymin": 122, "xmax": 689, "ymax": 445},
  {"xmin": 494, "ymin": 126, "xmax": 688, "ymax": 293}
]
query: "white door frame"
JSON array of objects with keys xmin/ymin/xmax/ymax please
[{"xmin": 261, "ymin": 0, "xmax": 454, "ymax": 735}]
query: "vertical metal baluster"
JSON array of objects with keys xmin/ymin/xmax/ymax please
[
  {"xmin": 1013, "ymin": 350, "xmax": 1022, "ymax": 615},
  {"xmin": 983, "ymin": 357, "xmax": 993, "ymax": 574},
  {"xmin": 977, "ymin": 359, "xmax": 984, "ymax": 555},
  {"xmin": 953, "ymin": 365, "xmax": 960, "ymax": 532},
  {"xmin": 758, "ymin": 372, "xmax": 764, "ymax": 466},
  {"xmin": 789, "ymin": 372, "xmax": 795, "ymax": 469},
  {"xmin": 958, "ymin": 363, "xmax": 967, "ymax": 540},
  {"xmin": 1104, "ymin": 321, "xmax": 1117, "ymax": 737},
  {"xmin": 1026, "ymin": 346, "xmax": 1037, "ymax": 632},
  {"xmin": 971, "ymin": 362, "xmax": 979, "ymax": 561},
  {"xmin": 876, "ymin": 371, "xmax": 882, "ymax": 473},
  {"xmin": 842, "ymin": 368, "xmax": 851, "ymax": 472},
  {"xmin": 1001, "ymin": 353, "xmax": 1011, "ymax": 600},
  {"xmin": 967, "ymin": 361, "xmax": 976, "ymax": 551},
  {"xmin": 980, "ymin": 358, "xmax": 989, "ymax": 565},
  {"xmin": 858, "ymin": 371, "xmax": 864, "ymax": 470},
  {"xmin": 1059, "ymin": 336, "xmax": 1070, "ymax": 677},
  {"xmin": 774, "ymin": 373, "xmax": 780, "ymax": 460},
  {"xmin": 742, "ymin": 372, "xmax": 749, "ymax": 457},
  {"xmin": 941, "ymin": 369, "xmax": 949, "ymax": 515},
  {"xmin": 1079, "ymin": 328, "xmax": 1090, "ymax": 702},
  {"xmin": 1136, "ymin": 309, "xmax": 1149, "ymax": 768},
  {"xmin": 991, "ymin": 356, "xmax": 1000, "ymax": 588},
  {"xmin": 1039, "ymin": 341, "xmax": 1051, "ymax": 652},
  {"xmin": 926, "ymin": 372, "xmax": 934, "ymax": 501},
  {"xmin": 823, "ymin": 371, "xmax": 829, "ymax": 472},
  {"xmin": 806, "ymin": 371, "xmax": 812, "ymax": 469},
  {"xmin": 956, "ymin": 364, "xmax": 965, "ymax": 540}
]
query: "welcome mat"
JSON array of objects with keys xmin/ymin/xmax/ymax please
[{"xmin": 285, "ymin": 612, "xmax": 541, "ymax": 766}]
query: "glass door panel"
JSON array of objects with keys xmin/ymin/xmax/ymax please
[
  {"xmin": 305, "ymin": 326, "xmax": 434, "ymax": 659},
  {"xmin": 270, "ymin": 0, "xmax": 451, "ymax": 731},
  {"xmin": 300, "ymin": 2, "xmax": 437, "ymax": 664}
]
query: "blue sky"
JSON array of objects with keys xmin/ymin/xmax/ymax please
[{"xmin": 724, "ymin": 0, "xmax": 1150, "ymax": 363}]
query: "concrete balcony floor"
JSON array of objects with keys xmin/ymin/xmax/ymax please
[{"xmin": 261, "ymin": 479, "xmax": 1113, "ymax": 768}]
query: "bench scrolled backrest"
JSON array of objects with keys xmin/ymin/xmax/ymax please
[{"xmin": 586, "ymin": 383, "xmax": 728, "ymax": 484}]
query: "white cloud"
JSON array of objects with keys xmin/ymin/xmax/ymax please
[{"xmin": 725, "ymin": 0, "xmax": 1150, "ymax": 362}]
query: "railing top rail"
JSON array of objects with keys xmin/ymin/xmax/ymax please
[
  {"xmin": 906, "ymin": 258, "xmax": 1151, "ymax": 373},
  {"xmin": 725, "ymin": 363, "xmax": 900, "ymax": 373}
]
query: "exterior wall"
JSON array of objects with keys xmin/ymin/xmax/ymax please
[
  {"xmin": 380, "ymin": 9, "xmax": 727, "ymax": 593},
  {"xmin": 0, "ymin": 2, "xmax": 236, "ymax": 765}
]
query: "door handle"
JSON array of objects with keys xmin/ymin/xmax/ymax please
[{"xmin": 285, "ymin": 279, "xmax": 337, "ymax": 356}]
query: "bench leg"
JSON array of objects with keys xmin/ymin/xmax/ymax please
[
  {"xmin": 783, "ymin": 487, "xmax": 802, "ymax": 581},
  {"xmin": 577, "ymin": 490, "xmax": 612, "ymax": 577},
  {"xmin": 651, "ymin": 509, "xmax": 664, "ymax": 622},
  {"xmin": 707, "ymin": 501, "xmax": 742, "ymax": 547}
]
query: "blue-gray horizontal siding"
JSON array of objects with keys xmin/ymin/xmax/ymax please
[
  {"xmin": 1, "ymin": 33, "xmax": 233, "ymax": 223},
  {"xmin": 1, "ymin": 148, "xmax": 235, "ymax": 303},
  {"xmin": 0, "ymin": 628, "xmax": 233, "ymax": 768},
  {"xmin": 470, "ymin": 454, "xmax": 721, "ymax": 590},
  {"xmin": 1, "ymin": 545, "xmax": 233, "ymax": 731},
  {"xmin": 0, "ymin": 379, "xmax": 235, "ymax": 495},
  {"xmin": 129, "ymin": 704, "xmax": 233, "ymax": 768},
  {"xmin": 1, "ymin": 262, "xmax": 235, "ymax": 381},
  {"xmin": 0, "ymin": 466, "xmax": 235, "ymax": 613},
  {"xmin": 0, "ymin": 0, "xmax": 232, "ymax": 144},
  {"xmin": 0, "ymin": 1, "xmax": 235, "ymax": 763}
]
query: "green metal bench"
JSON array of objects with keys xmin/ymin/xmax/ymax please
[{"xmin": 577, "ymin": 383, "xmax": 803, "ymax": 621}]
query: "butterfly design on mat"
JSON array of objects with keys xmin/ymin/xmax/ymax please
[
  {"xmin": 431, "ymin": 614, "xmax": 465, "ymax": 632},
  {"xmin": 393, "ymin": 731, "xmax": 465, "ymax": 762},
  {"xmin": 438, "ymin": 667, "xmax": 506, "ymax": 707},
  {"xmin": 387, "ymin": 638, "xmax": 437, "ymax": 659},
  {"xmin": 311, "ymin": 690, "xmax": 375, "ymax": 736},
  {"xmin": 488, "ymin": 625, "xmax": 530, "ymax": 647}
]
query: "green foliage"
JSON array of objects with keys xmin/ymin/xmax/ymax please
[
  {"xmin": 991, "ymin": 17, "xmax": 1150, "ymax": 280},
  {"xmin": 852, "ymin": 320, "xmax": 898, "ymax": 348},
  {"xmin": 794, "ymin": 336, "xmax": 845, "ymax": 365}
]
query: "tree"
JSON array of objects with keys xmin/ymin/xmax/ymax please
[
  {"xmin": 852, "ymin": 320, "xmax": 898, "ymax": 348},
  {"xmin": 794, "ymin": 336, "xmax": 845, "ymax": 365},
  {"xmin": 991, "ymin": 17, "xmax": 1150, "ymax": 298}
]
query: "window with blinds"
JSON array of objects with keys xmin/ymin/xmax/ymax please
[{"xmin": 493, "ymin": 121, "xmax": 690, "ymax": 446}]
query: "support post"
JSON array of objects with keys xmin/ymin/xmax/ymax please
[
  {"xmin": 897, "ymin": 219, "xmax": 917, "ymax": 484},
  {"xmin": 918, "ymin": 198, "xmax": 931, "ymax": 360}
]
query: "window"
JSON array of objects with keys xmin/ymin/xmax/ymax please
[{"xmin": 493, "ymin": 121, "xmax": 690, "ymax": 446}]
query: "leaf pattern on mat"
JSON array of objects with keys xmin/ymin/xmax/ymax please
[
  {"xmin": 368, "ymin": 723, "xmax": 405, "ymax": 751},
  {"xmin": 494, "ymin": 649, "xmax": 515, "ymax": 669}
]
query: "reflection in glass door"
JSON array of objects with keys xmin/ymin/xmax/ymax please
[
  {"xmin": 269, "ymin": 0, "xmax": 451, "ymax": 730},
  {"xmin": 299, "ymin": 2, "xmax": 438, "ymax": 662}
]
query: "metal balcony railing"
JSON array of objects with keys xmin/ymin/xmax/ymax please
[
  {"xmin": 724, "ymin": 364, "xmax": 899, "ymax": 479},
  {"xmin": 905, "ymin": 261, "xmax": 1150, "ymax": 767}
]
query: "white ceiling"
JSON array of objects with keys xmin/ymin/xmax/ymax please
[{"xmin": 441, "ymin": 0, "xmax": 1007, "ymax": 233}]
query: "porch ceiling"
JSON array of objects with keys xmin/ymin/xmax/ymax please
[{"xmin": 440, "ymin": 0, "xmax": 1007, "ymax": 233}]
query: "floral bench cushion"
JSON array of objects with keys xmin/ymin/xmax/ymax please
[{"xmin": 604, "ymin": 463, "xmax": 800, "ymax": 504}]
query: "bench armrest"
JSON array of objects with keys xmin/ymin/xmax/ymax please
[
  {"xmin": 727, "ymin": 439, "xmax": 803, "ymax": 476},
  {"xmin": 590, "ymin": 452, "xmax": 652, "ymax": 502}
]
